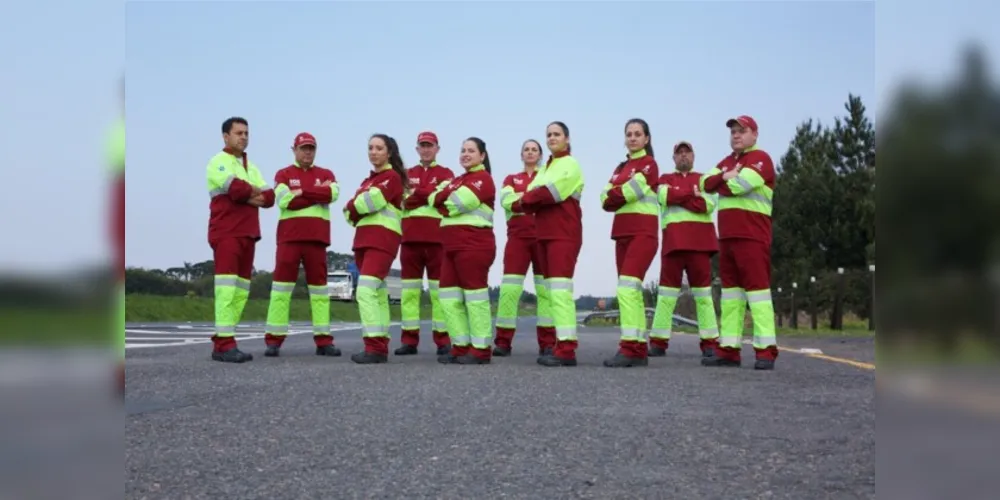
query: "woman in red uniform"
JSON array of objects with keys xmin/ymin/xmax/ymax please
[
  {"xmin": 431, "ymin": 137, "xmax": 497, "ymax": 364},
  {"xmin": 515, "ymin": 121, "xmax": 585, "ymax": 367},
  {"xmin": 343, "ymin": 134, "xmax": 407, "ymax": 364},
  {"xmin": 600, "ymin": 118, "xmax": 660, "ymax": 367},
  {"xmin": 494, "ymin": 139, "xmax": 553, "ymax": 356}
]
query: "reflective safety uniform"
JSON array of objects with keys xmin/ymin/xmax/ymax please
[
  {"xmin": 205, "ymin": 148, "xmax": 275, "ymax": 354},
  {"xmin": 494, "ymin": 168, "xmax": 554, "ymax": 354},
  {"xmin": 108, "ymin": 116, "xmax": 125, "ymax": 392},
  {"xmin": 650, "ymin": 169, "xmax": 720, "ymax": 355},
  {"xmin": 263, "ymin": 162, "xmax": 341, "ymax": 350},
  {"xmin": 600, "ymin": 149, "xmax": 660, "ymax": 362},
  {"xmin": 701, "ymin": 144, "xmax": 778, "ymax": 363},
  {"xmin": 516, "ymin": 150, "xmax": 584, "ymax": 364},
  {"xmin": 344, "ymin": 167, "xmax": 404, "ymax": 359},
  {"xmin": 399, "ymin": 162, "xmax": 455, "ymax": 352},
  {"xmin": 430, "ymin": 165, "xmax": 497, "ymax": 362}
]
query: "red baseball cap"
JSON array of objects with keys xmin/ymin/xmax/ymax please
[
  {"xmin": 726, "ymin": 115, "xmax": 758, "ymax": 132},
  {"xmin": 417, "ymin": 131, "xmax": 438, "ymax": 145},
  {"xmin": 293, "ymin": 132, "xmax": 316, "ymax": 147},
  {"xmin": 673, "ymin": 141, "xmax": 694, "ymax": 153}
]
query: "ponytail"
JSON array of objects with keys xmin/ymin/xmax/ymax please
[{"xmin": 466, "ymin": 137, "xmax": 491, "ymax": 174}]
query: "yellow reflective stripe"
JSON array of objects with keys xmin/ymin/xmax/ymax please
[
  {"xmin": 445, "ymin": 185, "xmax": 481, "ymax": 216},
  {"xmin": 279, "ymin": 203, "xmax": 330, "ymax": 220},
  {"xmin": 274, "ymin": 184, "xmax": 294, "ymax": 208},
  {"xmin": 440, "ymin": 205, "xmax": 493, "ymax": 228},
  {"xmin": 727, "ymin": 167, "xmax": 765, "ymax": 195},
  {"xmin": 356, "ymin": 206, "xmax": 402, "ymax": 234}
]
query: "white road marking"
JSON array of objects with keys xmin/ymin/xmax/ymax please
[{"xmin": 125, "ymin": 323, "xmax": 386, "ymax": 350}]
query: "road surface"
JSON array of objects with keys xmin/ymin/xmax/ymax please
[{"xmin": 125, "ymin": 316, "xmax": 876, "ymax": 499}]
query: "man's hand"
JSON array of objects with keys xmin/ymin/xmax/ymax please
[
  {"xmin": 692, "ymin": 185, "xmax": 701, "ymax": 197},
  {"xmin": 251, "ymin": 186, "xmax": 261, "ymax": 196},
  {"xmin": 291, "ymin": 189, "xmax": 303, "ymax": 196},
  {"xmin": 247, "ymin": 194, "xmax": 265, "ymax": 206},
  {"xmin": 722, "ymin": 167, "xmax": 741, "ymax": 180}
]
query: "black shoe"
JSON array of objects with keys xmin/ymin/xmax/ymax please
[
  {"xmin": 211, "ymin": 348, "xmax": 253, "ymax": 363},
  {"xmin": 702, "ymin": 348, "xmax": 716, "ymax": 358},
  {"xmin": 351, "ymin": 352, "xmax": 388, "ymax": 364},
  {"xmin": 456, "ymin": 354, "xmax": 490, "ymax": 365},
  {"xmin": 316, "ymin": 345, "xmax": 342, "ymax": 357},
  {"xmin": 264, "ymin": 345, "xmax": 280, "ymax": 357},
  {"xmin": 537, "ymin": 354, "xmax": 576, "ymax": 367},
  {"xmin": 493, "ymin": 346, "xmax": 512, "ymax": 357},
  {"xmin": 394, "ymin": 344, "xmax": 418, "ymax": 356},
  {"xmin": 436, "ymin": 345, "xmax": 451, "ymax": 356},
  {"xmin": 754, "ymin": 359, "xmax": 775, "ymax": 370},
  {"xmin": 538, "ymin": 347, "xmax": 554, "ymax": 356},
  {"xmin": 603, "ymin": 352, "xmax": 648, "ymax": 367},
  {"xmin": 648, "ymin": 346, "xmax": 667, "ymax": 357},
  {"xmin": 701, "ymin": 355, "xmax": 741, "ymax": 367},
  {"xmin": 437, "ymin": 353, "xmax": 458, "ymax": 364}
]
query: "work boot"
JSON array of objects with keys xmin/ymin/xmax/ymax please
[
  {"xmin": 648, "ymin": 345, "xmax": 667, "ymax": 357},
  {"xmin": 701, "ymin": 347, "xmax": 741, "ymax": 368},
  {"xmin": 316, "ymin": 345, "xmax": 342, "ymax": 357},
  {"xmin": 351, "ymin": 351, "xmax": 388, "ymax": 364},
  {"xmin": 493, "ymin": 346, "xmax": 512, "ymax": 357},
  {"xmin": 211, "ymin": 348, "xmax": 253, "ymax": 363},
  {"xmin": 264, "ymin": 345, "xmax": 280, "ymax": 357},
  {"xmin": 754, "ymin": 359, "xmax": 775, "ymax": 370},
  {"xmin": 436, "ymin": 345, "xmax": 451, "ymax": 356},
  {"xmin": 538, "ymin": 347, "xmax": 553, "ymax": 356},
  {"xmin": 394, "ymin": 344, "xmax": 418, "ymax": 356},
  {"xmin": 537, "ymin": 354, "xmax": 577, "ymax": 367},
  {"xmin": 603, "ymin": 352, "xmax": 648, "ymax": 368},
  {"xmin": 456, "ymin": 354, "xmax": 490, "ymax": 365},
  {"xmin": 437, "ymin": 353, "xmax": 458, "ymax": 364},
  {"xmin": 700, "ymin": 339, "xmax": 720, "ymax": 358}
]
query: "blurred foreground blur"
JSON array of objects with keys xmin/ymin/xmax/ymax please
[{"xmin": 878, "ymin": 42, "xmax": 1000, "ymax": 500}]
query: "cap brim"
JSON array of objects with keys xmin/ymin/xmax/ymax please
[
  {"xmin": 673, "ymin": 141, "xmax": 693, "ymax": 152},
  {"xmin": 725, "ymin": 118, "xmax": 741, "ymax": 128}
]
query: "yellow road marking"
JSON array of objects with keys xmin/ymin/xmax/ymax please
[{"xmin": 806, "ymin": 353, "xmax": 875, "ymax": 371}]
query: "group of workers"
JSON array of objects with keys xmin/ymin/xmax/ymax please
[{"xmin": 201, "ymin": 115, "xmax": 779, "ymax": 371}]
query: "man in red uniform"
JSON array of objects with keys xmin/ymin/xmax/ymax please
[
  {"xmin": 205, "ymin": 117, "xmax": 275, "ymax": 363},
  {"xmin": 648, "ymin": 141, "xmax": 720, "ymax": 358},
  {"xmin": 262, "ymin": 132, "xmax": 342, "ymax": 358},
  {"xmin": 700, "ymin": 115, "xmax": 778, "ymax": 370},
  {"xmin": 396, "ymin": 131, "xmax": 455, "ymax": 356}
]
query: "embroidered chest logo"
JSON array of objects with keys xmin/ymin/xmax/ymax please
[
  {"xmin": 290, "ymin": 179, "xmax": 301, "ymax": 187},
  {"xmin": 381, "ymin": 179, "xmax": 390, "ymax": 187},
  {"xmin": 513, "ymin": 178, "xmax": 523, "ymax": 185},
  {"xmin": 472, "ymin": 180, "xmax": 483, "ymax": 189}
]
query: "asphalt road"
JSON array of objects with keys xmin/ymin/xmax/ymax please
[{"xmin": 126, "ymin": 316, "xmax": 875, "ymax": 499}]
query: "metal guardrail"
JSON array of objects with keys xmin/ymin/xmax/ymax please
[{"xmin": 581, "ymin": 308, "xmax": 698, "ymax": 327}]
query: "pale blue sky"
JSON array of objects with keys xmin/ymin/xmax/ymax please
[{"xmin": 3, "ymin": 0, "xmax": 996, "ymax": 296}]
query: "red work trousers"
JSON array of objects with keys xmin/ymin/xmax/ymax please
[
  {"xmin": 615, "ymin": 234, "xmax": 658, "ymax": 279},
  {"xmin": 213, "ymin": 237, "xmax": 256, "ymax": 279},
  {"xmin": 210, "ymin": 237, "xmax": 255, "ymax": 351},
  {"xmin": 355, "ymin": 247, "xmax": 397, "ymax": 355},
  {"xmin": 614, "ymin": 234, "xmax": 658, "ymax": 356},
  {"xmin": 272, "ymin": 241, "xmax": 328, "ymax": 284},
  {"xmin": 661, "ymin": 250, "xmax": 713, "ymax": 288},
  {"xmin": 399, "ymin": 242, "xmax": 447, "ymax": 347},
  {"xmin": 440, "ymin": 246, "xmax": 496, "ymax": 359},
  {"xmin": 719, "ymin": 238, "xmax": 771, "ymax": 291},
  {"xmin": 535, "ymin": 238, "xmax": 582, "ymax": 360},
  {"xmin": 495, "ymin": 236, "xmax": 543, "ymax": 350}
]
